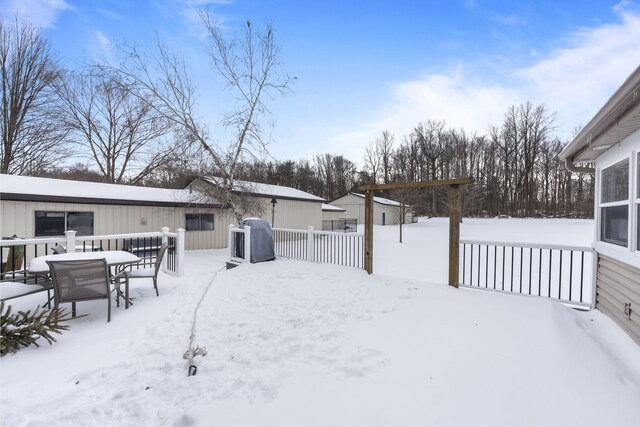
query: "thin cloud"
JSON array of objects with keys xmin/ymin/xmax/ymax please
[
  {"xmin": 516, "ymin": 2, "xmax": 640, "ymax": 135},
  {"xmin": 330, "ymin": 1, "xmax": 640, "ymax": 160},
  {"xmin": 0, "ymin": 0, "xmax": 70, "ymax": 28},
  {"xmin": 92, "ymin": 30, "xmax": 115, "ymax": 65},
  {"xmin": 492, "ymin": 14, "xmax": 527, "ymax": 26}
]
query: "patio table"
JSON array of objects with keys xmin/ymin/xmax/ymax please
[
  {"xmin": 28, "ymin": 251, "xmax": 141, "ymax": 274},
  {"xmin": 28, "ymin": 251, "xmax": 141, "ymax": 307}
]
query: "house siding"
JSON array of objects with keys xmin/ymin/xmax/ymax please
[
  {"xmin": 264, "ymin": 198, "xmax": 322, "ymax": 230},
  {"xmin": 597, "ymin": 255, "xmax": 640, "ymax": 345},
  {"xmin": 0, "ymin": 200, "xmax": 233, "ymax": 251}
]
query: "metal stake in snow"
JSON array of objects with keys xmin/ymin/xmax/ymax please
[{"xmin": 183, "ymin": 271, "xmax": 219, "ymax": 376}]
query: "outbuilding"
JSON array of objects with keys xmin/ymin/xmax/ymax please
[
  {"xmin": 0, "ymin": 174, "xmax": 230, "ymax": 250},
  {"xmin": 196, "ymin": 176, "xmax": 324, "ymax": 230},
  {"xmin": 1, "ymin": 175, "xmax": 325, "ymax": 251},
  {"xmin": 559, "ymin": 65, "xmax": 640, "ymax": 345},
  {"xmin": 329, "ymin": 192, "xmax": 413, "ymax": 226}
]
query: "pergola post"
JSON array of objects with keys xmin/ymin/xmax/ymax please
[
  {"xmin": 448, "ymin": 184, "xmax": 461, "ymax": 288},
  {"xmin": 364, "ymin": 190, "xmax": 374, "ymax": 274},
  {"xmin": 358, "ymin": 177, "xmax": 471, "ymax": 279}
]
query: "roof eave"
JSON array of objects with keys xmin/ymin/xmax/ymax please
[{"xmin": 560, "ymin": 65, "xmax": 640, "ymax": 163}]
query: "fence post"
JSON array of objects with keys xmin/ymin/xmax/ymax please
[
  {"xmin": 161, "ymin": 227, "xmax": 169, "ymax": 272},
  {"xmin": 176, "ymin": 228, "xmax": 185, "ymax": 277},
  {"xmin": 448, "ymin": 184, "xmax": 461, "ymax": 288},
  {"xmin": 228, "ymin": 224, "xmax": 234, "ymax": 260},
  {"xmin": 307, "ymin": 226, "xmax": 315, "ymax": 261},
  {"xmin": 244, "ymin": 226, "xmax": 251, "ymax": 263},
  {"xmin": 65, "ymin": 230, "xmax": 76, "ymax": 253}
]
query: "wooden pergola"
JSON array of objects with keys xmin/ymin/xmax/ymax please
[{"xmin": 358, "ymin": 177, "xmax": 472, "ymax": 287}]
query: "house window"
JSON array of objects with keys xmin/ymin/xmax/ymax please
[
  {"xmin": 186, "ymin": 213, "xmax": 214, "ymax": 231},
  {"xmin": 600, "ymin": 159, "xmax": 629, "ymax": 247},
  {"xmin": 35, "ymin": 211, "xmax": 94, "ymax": 237}
]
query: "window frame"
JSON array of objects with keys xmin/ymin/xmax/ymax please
[
  {"xmin": 35, "ymin": 211, "xmax": 95, "ymax": 237},
  {"xmin": 185, "ymin": 213, "xmax": 215, "ymax": 231},
  {"xmin": 599, "ymin": 158, "xmax": 630, "ymax": 248}
]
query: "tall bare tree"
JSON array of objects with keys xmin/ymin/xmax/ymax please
[
  {"xmin": 116, "ymin": 13, "xmax": 292, "ymax": 221},
  {"xmin": 55, "ymin": 67, "xmax": 174, "ymax": 184},
  {"xmin": 1, "ymin": 17, "xmax": 67, "ymax": 175}
]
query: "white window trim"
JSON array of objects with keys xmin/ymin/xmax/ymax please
[{"xmin": 594, "ymin": 132, "xmax": 640, "ymax": 256}]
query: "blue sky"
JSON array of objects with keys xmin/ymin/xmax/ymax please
[{"xmin": 3, "ymin": 0, "xmax": 640, "ymax": 166}]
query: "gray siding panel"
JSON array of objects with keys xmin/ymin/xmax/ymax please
[{"xmin": 597, "ymin": 255, "xmax": 640, "ymax": 345}]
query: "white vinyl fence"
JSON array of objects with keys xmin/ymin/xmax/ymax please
[{"xmin": 228, "ymin": 225, "xmax": 364, "ymax": 269}]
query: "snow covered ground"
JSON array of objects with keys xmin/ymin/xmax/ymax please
[{"xmin": 2, "ymin": 218, "xmax": 640, "ymax": 426}]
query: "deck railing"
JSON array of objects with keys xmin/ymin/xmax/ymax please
[
  {"xmin": 229, "ymin": 225, "xmax": 364, "ymax": 269},
  {"xmin": 0, "ymin": 228, "xmax": 185, "ymax": 281},
  {"xmin": 459, "ymin": 240, "xmax": 594, "ymax": 307},
  {"xmin": 229, "ymin": 225, "xmax": 251, "ymax": 264},
  {"xmin": 274, "ymin": 226, "xmax": 364, "ymax": 269}
]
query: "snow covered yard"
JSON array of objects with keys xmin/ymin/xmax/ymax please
[{"xmin": 2, "ymin": 218, "xmax": 640, "ymax": 426}]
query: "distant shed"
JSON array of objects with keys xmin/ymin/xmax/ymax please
[
  {"xmin": 329, "ymin": 192, "xmax": 412, "ymax": 226},
  {"xmin": 322, "ymin": 203, "xmax": 347, "ymax": 222}
]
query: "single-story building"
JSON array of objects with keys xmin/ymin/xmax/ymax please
[
  {"xmin": 321, "ymin": 203, "xmax": 359, "ymax": 232},
  {"xmin": 0, "ymin": 174, "xmax": 229, "ymax": 250},
  {"xmin": 329, "ymin": 192, "xmax": 413, "ymax": 226},
  {"xmin": 559, "ymin": 64, "xmax": 640, "ymax": 345},
  {"xmin": 196, "ymin": 176, "xmax": 324, "ymax": 230},
  {"xmin": 322, "ymin": 203, "xmax": 347, "ymax": 222},
  {"xmin": 0, "ymin": 174, "xmax": 325, "ymax": 250}
]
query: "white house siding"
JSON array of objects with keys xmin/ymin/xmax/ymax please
[
  {"xmin": 596, "ymin": 255, "xmax": 640, "ymax": 345},
  {"xmin": 0, "ymin": 200, "xmax": 231, "ymax": 251}
]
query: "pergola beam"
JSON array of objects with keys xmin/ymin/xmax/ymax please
[{"xmin": 359, "ymin": 178, "xmax": 472, "ymax": 191}]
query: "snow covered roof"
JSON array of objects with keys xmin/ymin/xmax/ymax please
[
  {"xmin": 322, "ymin": 203, "xmax": 346, "ymax": 212},
  {"xmin": 348, "ymin": 192, "xmax": 406, "ymax": 207},
  {"xmin": 200, "ymin": 176, "xmax": 325, "ymax": 203},
  {"xmin": 0, "ymin": 174, "xmax": 221, "ymax": 207}
]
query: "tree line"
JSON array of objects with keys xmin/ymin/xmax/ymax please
[
  {"xmin": 1, "ymin": 17, "xmax": 593, "ymax": 219},
  {"xmin": 152, "ymin": 104, "xmax": 593, "ymax": 219}
]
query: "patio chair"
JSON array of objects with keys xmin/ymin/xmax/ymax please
[
  {"xmin": 0, "ymin": 279, "xmax": 53, "ymax": 302},
  {"xmin": 46, "ymin": 258, "xmax": 112, "ymax": 322},
  {"xmin": 122, "ymin": 243, "xmax": 168, "ymax": 305},
  {"xmin": 51, "ymin": 245, "xmax": 66, "ymax": 254}
]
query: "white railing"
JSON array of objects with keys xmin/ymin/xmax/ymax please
[
  {"xmin": 273, "ymin": 226, "xmax": 364, "ymax": 269},
  {"xmin": 227, "ymin": 225, "xmax": 364, "ymax": 269},
  {"xmin": 229, "ymin": 225, "xmax": 251, "ymax": 264},
  {"xmin": 459, "ymin": 239, "xmax": 594, "ymax": 308},
  {"xmin": 0, "ymin": 228, "xmax": 185, "ymax": 280}
]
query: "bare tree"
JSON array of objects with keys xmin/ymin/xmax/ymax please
[
  {"xmin": 55, "ymin": 67, "xmax": 175, "ymax": 184},
  {"xmin": 1, "ymin": 17, "xmax": 68, "ymax": 175},
  {"xmin": 363, "ymin": 140, "xmax": 381, "ymax": 184},
  {"xmin": 116, "ymin": 13, "xmax": 291, "ymax": 222},
  {"xmin": 388, "ymin": 187, "xmax": 414, "ymax": 243}
]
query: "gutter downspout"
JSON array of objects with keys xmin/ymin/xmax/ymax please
[{"xmin": 564, "ymin": 158, "xmax": 595, "ymax": 174}]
